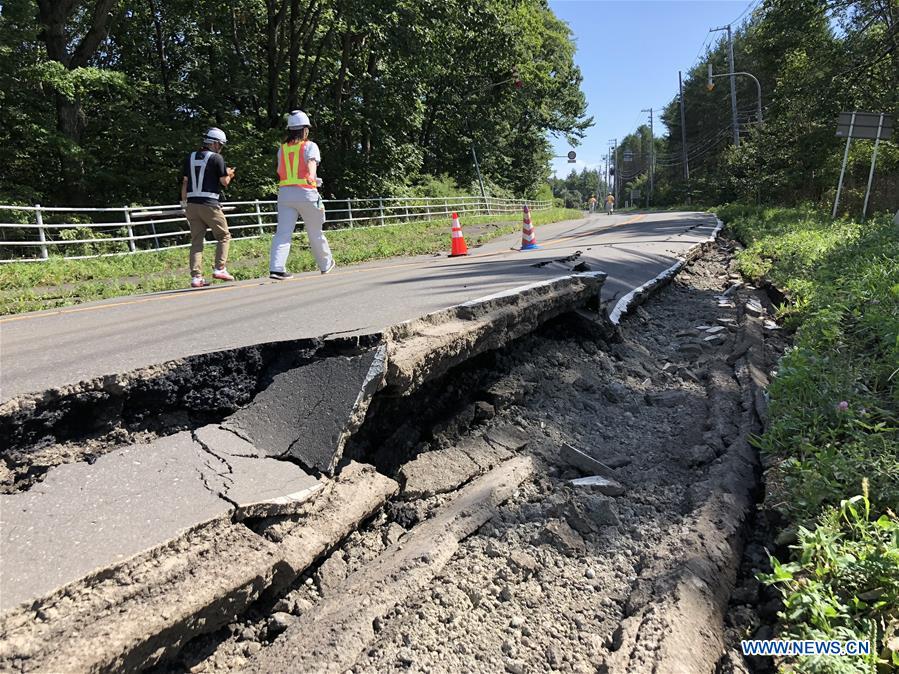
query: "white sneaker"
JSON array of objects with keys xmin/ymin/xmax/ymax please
[
  {"xmin": 212, "ymin": 267, "xmax": 235, "ymax": 281},
  {"xmin": 190, "ymin": 277, "xmax": 207, "ymax": 288},
  {"xmin": 321, "ymin": 260, "xmax": 336, "ymax": 275}
]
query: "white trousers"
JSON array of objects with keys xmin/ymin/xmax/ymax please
[{"xmin": 270, "ymin": 190, "xmax": 333, "ymax": 272}]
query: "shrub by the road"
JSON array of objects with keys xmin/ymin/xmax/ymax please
[{"xmin": 721, "ymin": 204, "xmax": 899, "ymax": 673}]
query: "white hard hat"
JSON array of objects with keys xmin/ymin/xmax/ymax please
[
  {"xmin": 204, "ymin": 127, "xmax": 227, "ymax": 145},
  {"xmin": 287, "ymin": 110, "xmax": 311, "ymax": 129}
]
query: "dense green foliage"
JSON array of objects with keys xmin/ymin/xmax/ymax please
[
  {"xmin": 0, "ymin": 1, "xmax": 590, "ymax": 206},
  {"xmin": 722, "ymin": 204, "xmax": 898, "ymax": 673},
  {"xmin": 617, "ymin": 0, "xmax": 898, "ymax": 215},
  {"xmin": 762, "ymin": 486, "xmax": 899, "ymax": 674},
  {"xmin": 0, "ymin": 207, "xmax": 581, "ymax": 313}
]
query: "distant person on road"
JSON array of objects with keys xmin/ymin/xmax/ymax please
[
  {"xmin": 269, "ymin": 110, "xmax": 334, "ymax": 279},
  {"xmin": 181, "ymin": 127, "xmax": 235, "ymax": 288},
  {"xmin": 588, "ymin": 195, "xmax": 597, "ymax": 213},
  {"xmin": 605, "ymin": 192, "xmax": 615, "ymax": 215}
]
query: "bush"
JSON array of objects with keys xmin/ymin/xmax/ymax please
[{"xmin": 761, "ymin": 484, "xmax": 899, "ymax": 673}]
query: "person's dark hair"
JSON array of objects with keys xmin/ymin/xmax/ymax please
[{"xmin": 285, "ymin": 128, "xmax": 308, "ymax": 143}]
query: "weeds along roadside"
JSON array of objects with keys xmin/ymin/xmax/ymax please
[
  {"xmin": 720, "ymin": 203, "xmax": 899, "ymax": 673},
  {"xmin": 0, "ymin": 208, "xmax": 581, "ymax": 315}
]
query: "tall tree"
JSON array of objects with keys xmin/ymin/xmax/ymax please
[{"xmin": 35, "ymin": 0, "xmax": 121, "ymax": 200}]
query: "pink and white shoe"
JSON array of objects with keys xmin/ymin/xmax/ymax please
[
  {"xmin": 190, "ymin": 276, "xmax": 208, "ymax": 288},
  {"xmin": 212, "ymin": 267, "xmax": 235, "ymax": 281}
]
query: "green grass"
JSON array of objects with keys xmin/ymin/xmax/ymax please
[
  {"xmin": 720, "ymin": 203, "xmax": 899, "ymax": 673},
  {"xmin": 0, "ymin": 208, "xmax": 581, "ymax": 315}
]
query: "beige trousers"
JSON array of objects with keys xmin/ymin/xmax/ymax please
[{"xmin": 186, "ymin": 203, "xmax": 231, "ymax": 277}]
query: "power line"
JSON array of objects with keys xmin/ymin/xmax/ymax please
[{"xmin": 728, "ymin": 0, "xmax": 763, "ymax": 27}]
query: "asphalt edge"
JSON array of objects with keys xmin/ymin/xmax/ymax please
[{"xmin": 608, "ymin": 216, "xmax": 724, "ymax": 325}]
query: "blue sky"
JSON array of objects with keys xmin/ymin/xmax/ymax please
[{"xmin": 547, "ymin": 0, "xmax": 758, "ymax": 178}]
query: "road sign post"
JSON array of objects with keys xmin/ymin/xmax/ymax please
[{"xmin": 832, "ymin": 111, "xmax": 894, "ymax": 219}]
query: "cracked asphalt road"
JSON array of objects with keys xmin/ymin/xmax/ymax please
[{"xmin": 0, "ymin": 210, "xmax": 717, "ymax": 399}]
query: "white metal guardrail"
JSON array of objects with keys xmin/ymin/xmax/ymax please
[{"xmin": 0, "ymin": 196, "xmax": 551, "ymax": 262}]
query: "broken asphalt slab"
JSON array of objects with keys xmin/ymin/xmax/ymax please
[
  {"xmin": 0, "ymin": 463, "xmax": 397, "ymax": 674},
  {"xmin": 0, "ymin": 429, "xmax": 320, "ymax": 610},
  {"xmin": 223, "ymin": 344, "xmax": 387, "ymax": 474}
]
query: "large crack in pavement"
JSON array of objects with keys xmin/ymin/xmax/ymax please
[
  {"xmin": 154, "ymin": 237, "xmax": 787, "ymax": 674},
  {"xmin": 0, "ymin": 236, "xmax": 788, "ymax": 674}
]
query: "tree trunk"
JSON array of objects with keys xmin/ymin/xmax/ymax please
[
  {"xmin": 363, "ymin": 47, "xmax": 377, "ymax": 157},
  {"xmin": 266, "ymin": 0, "xmax": 289, "ymax": 127},
  {"xmin": 292, "ymin": 1, "xmax": 322, "ymax": 109},
  {"xmin": 147, "ymin": 0, "xmax": 172, "ymax": 108},
  {"xmin": 36, "ymin": 0, "xmax": 120, "ymax": 202}
]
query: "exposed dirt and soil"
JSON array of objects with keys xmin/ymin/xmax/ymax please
[{"xmin": 151, "ymin": 239, "xmax": 787, "ymax": 674}]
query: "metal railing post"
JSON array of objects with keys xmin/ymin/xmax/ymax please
[
  {"xmin": 254, "ymin": 199, "xmax": 265, "ymax": 235},
  {"xmin": 347, "ymin": 198, "xmax": 353, "ymax": 227},
  {"xmin": 444, "ymin": 198, "xmax": 450, "ymax": 217},
  {"xmin": 35, "ymin": 204, "xmax": 48, "ymax": 260},
  {"xmin": 379, "ymin": 198, "xmax": 385, "ymax": 226},
  {"xmin": 123, "ymin": 206, "xmax": 136, "ymax": 252}
]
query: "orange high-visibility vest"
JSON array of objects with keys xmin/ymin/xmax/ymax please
[{"xmin": 278, "ymin": 141, "xmax": 317, "ymax": 188}]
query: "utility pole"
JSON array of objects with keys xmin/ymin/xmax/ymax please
[
  {"xmin": 603, "ymin": 154, "xmax": 609, "ymax": 195},
  {"xmin": 641, "ymin": 107, "xmax": 654, "ymax": 204},
  {"xmin": 678, "ymin": 71, "xmax": 689, "ymax": 182},
  {"xmin": 711, "ymin": 24, "xmax": 739, "ymax": 146},
  {"xmin": 609, "ymin": 138, "xmax": 619, "ymax": 206}
]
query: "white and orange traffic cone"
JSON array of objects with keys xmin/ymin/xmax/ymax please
[
  {"xmin": 520, "ymin": 204, "xmax": 539, "ymax": 250},
  {"xmin": 449, "ymin": 212, "xmax": 468, "ymax": 257}
]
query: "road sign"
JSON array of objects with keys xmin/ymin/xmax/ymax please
[
  {"xmin": 833, "ymin": 112, "xmax": 893, "ymax": 221},
  {"xmin": 623, "ymin": 151, "xmax": 634, "ymax": 162},
  {"xmin": 567, "ymin": 150, "xmax": 576, "ymax": 163},
  {"xmin": 836, "ymin": 112, "xmax": 893, "ymax": 140},
  {"xmin": 631, "ymin": 189, "xmax": 641, "ymax": 199}
]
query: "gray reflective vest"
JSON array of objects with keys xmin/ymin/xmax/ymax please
[{"xmin": 186, "ymin": 151, "xmax": 221, "ymax": 200}]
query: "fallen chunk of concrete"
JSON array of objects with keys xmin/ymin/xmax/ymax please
[
  {"xmin": 0, "ymin": 428, "xmax": 321, "ymax": 611},
  {"xmin": 244, "ymin": 456, "xmax": 534, "ymax": 674},
  {"xmin": 537, "ymin": 519, "xmax": 586, "ymax": 555},
  {"xmin": 400, "ymin": 447, "xmax": 480, "ymax": 498},
  {"xmin": 485, "ymin": 424, "xmax": 530, "ymax": 452},
  {"xmin": 459, "ymin": 436, "xmax": 513, "ymax": 471},
  {"xmin": 223, "ymin": 345, "xmax": 386, "ymax": 474},
  {"xmin": 569, "ymin": 475, "xmax": 626, "ymax": 496},
  {"xmin": 560, "ymin": 443, "xmax": 618, "ymax": 477}
]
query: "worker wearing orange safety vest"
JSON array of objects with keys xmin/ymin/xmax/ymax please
[{"xmin": 268, "ymin": 110, "xmax": 334, "ymax": 279}]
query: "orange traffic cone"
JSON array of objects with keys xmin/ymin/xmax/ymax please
[
  {"xmin": 520, "ymin": 204, "xmax": 539, "ymax": 250},
  {"xmin": 449, "ymin": 212, "xmax": 468, "ymax": 257}
]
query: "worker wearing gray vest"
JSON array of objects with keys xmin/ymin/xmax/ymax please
[{"xmin": 180, "ymin": 127, "xmax": 236, "ymax": 288}]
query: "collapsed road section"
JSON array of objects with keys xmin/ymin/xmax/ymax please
[
  {"xmin": 1, "ymin": 235, "xmax": 786, "ymax": 673},
  {"xmin": 0, "ymin": 270, "xmax": 606, "ymax": 672}
]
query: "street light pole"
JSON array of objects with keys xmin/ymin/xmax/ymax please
[{"xmin": 708, "ymin": 67, "xmax": 763, "ymax": 126}]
